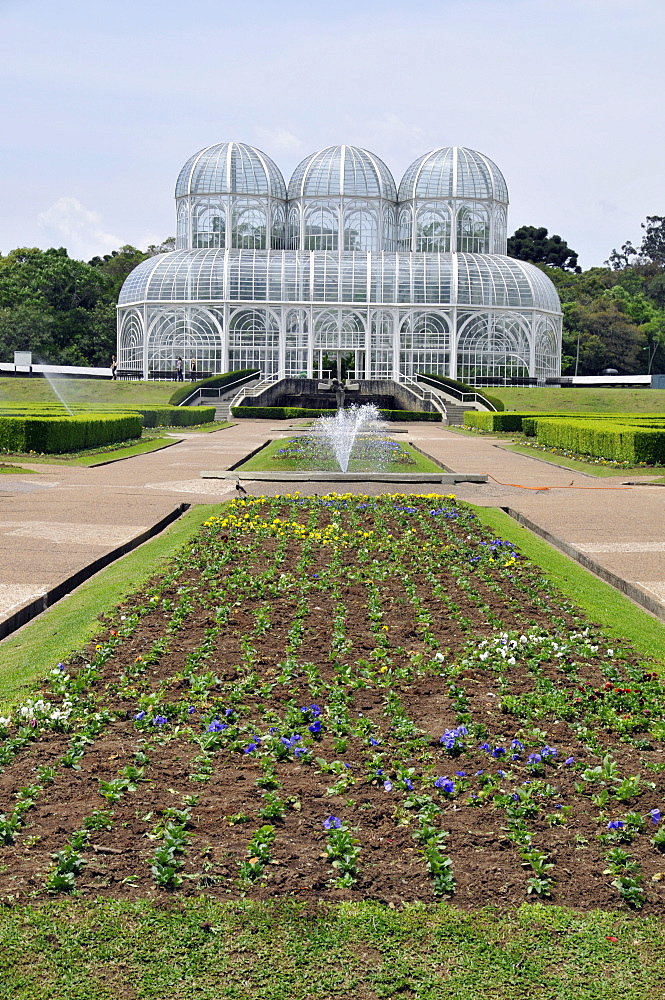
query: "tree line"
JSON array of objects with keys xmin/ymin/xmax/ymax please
[{"xmin": 0, "ymin": 223, "xmax": 663, "ymax": 375}]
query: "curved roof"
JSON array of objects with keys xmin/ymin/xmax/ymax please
[
  {"xmin": 120, "ymin": 250, "xmax": 559, "ymax": 313},
  {"xmin": 288, "ymin": 145, "xmax": 397, "ymax": 201},
  {"xmin": 175, "ymin": 142, "xmax": 287, "ymax": 200},
  {"xmin": 398, "ymin": 147, "xmax": 508, "ymax": 203}
]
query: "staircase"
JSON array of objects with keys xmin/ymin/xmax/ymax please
[{"xmin": 444, "ymin": 404, "xmax": 476, "ymax": 426}]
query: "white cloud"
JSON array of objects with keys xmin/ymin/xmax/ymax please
[
  {"xmin": 255, "ymin": 128, "xmax": 305, "ymax": 155},
  {"xmin": 37, "ymin": 197, "xmax": 123, "ymax": 260}
]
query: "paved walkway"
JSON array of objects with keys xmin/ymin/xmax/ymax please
[{"xmin": 0, "ymin": 421, "xmax": 664, "ymax": 635}]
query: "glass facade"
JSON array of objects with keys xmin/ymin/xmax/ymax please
[{"xmin": 118, "ymin": 142, "xmax": 562, "ymax": 384}]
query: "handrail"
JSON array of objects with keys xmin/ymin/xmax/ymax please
[
  {"xmin": 228, "ymin": 370, "xmax": 285, "ymax": 411},
  {"xmin": 415, "ymin": 374, "xmax": 497, "ymax": 412},
  {"xmin": 398, "ymin": 373, "xmax": 447, "ymax": 419},
  {"xmin": 177, "ymin": 370, "xmax": 259, "ymax": 407}
]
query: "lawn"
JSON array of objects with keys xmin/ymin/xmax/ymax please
[
  {"xmin": 236, "ymin": 436, "xmax": 443, "ymax": 472},
  {"xmin": 2, "ymin": 492, "xmax": 665, "ymax": 995},
  {"xmin": 0, "ymin": 432, "xmax": 178, "ymax": 467},
  {"xmin": 0, "ymin": 377, "xmax": 178, "ymax": 407},
  {"xmin": 489, "ymin": 387, "xmax": 665, "ymax": 414}
]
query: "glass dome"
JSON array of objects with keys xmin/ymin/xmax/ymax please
[
  {"xmin": 397, "ymin": 147, "xmax": 508, "ymax": 255},
  {"xmin": 287, "ymin": 145, "xmax": 397, "ymax": 253},
  {"xmin": 398, "ymin": 146, "xmax": 508, "ymax": 203},
  {"xmin": 175, "ymin": 142, "xmax": 286, "ymax": 200},
  {"xmin": 288, "ymin": 145, "xmax": 397, "ymax": 200},
  {"xmin": 175, "ymin": 142, "xmax": 287, "ymax": 252}
]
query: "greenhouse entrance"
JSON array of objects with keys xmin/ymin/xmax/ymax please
[{"xmin": 313, "ymin": 350, "xmax": 366, "ymax": 381}]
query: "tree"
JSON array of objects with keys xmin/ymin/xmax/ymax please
[
  {"xmin": 507, "ymin": 226, "xmax": 580, "ymax": 271},
  {"xmin": 608, "ymin": 216, "xmax": 665, "ymax": 269}
]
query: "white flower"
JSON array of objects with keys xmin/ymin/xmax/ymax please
[
  {"xmin": 507, "ymin": 656, "xmax": 516, "ymax": 665},
  {"xmin": 434, "ymin": 652, "xmax": 445, "ymax": 662},
  {"xmin": 607, "ymin": 649, "xmax": 614, "ymax": 657},
  {"xmin": 0, "ymin": 717, "xmax": 10, "ymax": 727}
]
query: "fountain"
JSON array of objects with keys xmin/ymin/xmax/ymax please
[
  {"xmin": 315, "ymin": 403, "xmax": 383, "ymax": 473},
  {"xmin": 40, "ymin": 369, "xmax": 74, "ymax": 416}
]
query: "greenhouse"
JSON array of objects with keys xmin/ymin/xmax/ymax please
[{"xmin": 117, "ymin": 142, "xmax": 562, "ymax": 384}]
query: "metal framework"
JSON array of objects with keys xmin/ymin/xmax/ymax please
[{"xmin": 118, "ymin": 143, "xmax": 562, "ymax": 384}]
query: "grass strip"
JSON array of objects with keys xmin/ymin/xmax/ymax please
[
  {"xmin": 0, "ymin": 505, "xmax": 215, "ymax": 712},
  {"xmin": 471, "ymin": 504, "xmax": 665, "ymax": 662},
  {"xmin": 237, "ymin": 437, "xmax": 442, "ymax": 473},
  {"xmin": 2, "ymin": 434, "xmax": 177, "ymax": 467},
  {"xmin": 0, "ymin": 898, "xmax": 662, "ymax": 999},
  {"xmin": 504, "ymin": 443, "xmax": 663, "ymax": 478},
  {"xmin": 488, "ymin": 387, "xmax": 665, "ymax": 413}
]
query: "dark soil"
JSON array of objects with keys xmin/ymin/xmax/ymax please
[{"xmin": 1, "ymin": 492, "xmax": 664, "ymax": 915}]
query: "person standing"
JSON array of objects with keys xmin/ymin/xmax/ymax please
[
  {"xmin": 190, "ymin": 357, "xmax": 197, "ymax": 378},
  {"xmin": 110, "ymin": 355, "xmax": 117, "ymax": 380},
  {"xmin": 176, "ymin": 356, "xmax": 183, "ymax": 381}
]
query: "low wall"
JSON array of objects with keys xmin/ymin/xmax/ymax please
[{"xmin": 240, "ymin": 378, "xmax": 434, "ymax": 412}]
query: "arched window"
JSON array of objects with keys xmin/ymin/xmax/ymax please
[
  {"xmin": 456, "ymin": 313, "xmax": 530, "ymax": 384},
  {"xmin": 399, "ymin": 311, "xmax": 450, "ymax": 377},
  {"xmin": 146, "ymin": 308, "xmax": 223, "ymax": 375},
  {"xmin": 192, "ymin": 201, "xmax": 225, "ymax": 249},
  {"xmin": 344, "ymin": 208, "xmax": 378, "ymax": 251},
  {"xmin": 228, "ymin": 308, "xmax": 279, "ymax": 374},
  {"xmin": 493, "ymin": 205, "xmax": 507, "ymax": 254},
  {"xmin": 176, "ymin": 202, "xmax": 189, "ymax": 250},
  {"xmin": 304, "ymin": 205, "xmax": 338, "ymax": 250},
  {"xmin": 382, "ymin": 205, "xmax": 396, "ymax": 252},
  {"xmin": 397, "ymin": 207, "xmax": 412, "ymax": 252},
  {"xmin": 271, "ymin": 204, "xmax": 286, "ymax": 249},
  {"xmin": 233, "ymin": 205, "xmax": 267, "ymax": 249},
  {"xmin": 456, "ymin": 206, "xmax": 489, "ymax": 253},
  {"xmin": 416, "ymin": 206, "xmax": 451, "ymax": 252},
  {"xmin": 119, "ymin": 311, "xmax": 143, "ymax": 370},
  {"xmin": 287, "ymin": 206, "xmax": 300, "ymax": 250}
]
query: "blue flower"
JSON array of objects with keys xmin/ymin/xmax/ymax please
[
  {"xmin": 607, "ymin": 820, "xmax": 624, "ymax": 830},
  {"xmin": 294, "ymin": 747, "xmax": 308, "ymax": 758},
  {"xmin": 511, "ymin": 739, "xmax": 524, "ymax": 751},
  {"xmin": 528, "ymin": 753, "xmax": 542, "ymax": 764},
  {"xmin": 491, "ymin": 747, "xmax": 506, "ymax": 758},
  {"xmin": 57, "ymin": 663, "xmax": 65, "ymax": 672},
  {"xmin": 308, "ymin": 720, "xmax": 322, "ymax": 734},
  {"xmin": 324, "ymin": 815, "xmax": 342, "ymax": 829},
  {"xmin": 541, "ymin": 745, "xmax": 557, "ymax": 758},
  {"xmin": 383, "ymin": 780, "xmax": 393, "ymax": 791},
  {"xmin": 134, "ymin": 711, "xmax": 146, "ymax": 721},
  {"xmin": 497, "ymin": 769, "xmax": 506, "ymax": 778},
  {"xmin": 403, "ymin": 778, "xmax": 414, "ymax": 791},
  {"xmin": 455, "ymin": 771, "xmax": 466, "ymax": 777},
  {"xmin": 478, "ymin": 742, "xmax": 491, "ymax": 752},
  {"xmin": 650, "ymin": 809, "xmax": 661, "ymax": 824},
  {"xmin": 188, "ymin": 706, "xmax": 196, "ymax": 714},
  {"xmin": 152, "ymin": 715, "xmax": 167, "ymax": 726},
  {"xmin": 243, "ymin": 742, "xmax": 258, "ymax": 753},
  {"xmin": 435, "ymin": 777, "xmax": 455, "ymax": 795},
  {"xmin": 369, "ymin": 738, "xmax": 380, "ymax": 746},
  {"xmin": 207, "ymin": 719, "xmax": 227, "ymax": 732},
  {"xmin": 565, "ymin": 756, "xmax": 575, "ymax": 766}
]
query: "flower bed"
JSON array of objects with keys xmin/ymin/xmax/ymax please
[{"xmin": 1, "ymin": 493, "xmax": 664, "ymax": 911}]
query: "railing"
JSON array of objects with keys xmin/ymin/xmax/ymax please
[
  {"xmin": 398, "ymin": 373, "xmax": 447, "ymax": 419},
  {"xmin": 177, "ymin": 370, "xmax": 260, "ymax": 407},
  {"xmin": 228, "ymin": 370, "xmax": 285, "ymax": 411},
  {"xmin": 415, "ymin": 374, "xmax": 497, "ymax": 412}
]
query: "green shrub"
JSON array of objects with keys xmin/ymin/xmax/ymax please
[
  {"xmin": 0, "ymin": 413, "xmax": 142, "ymax": 454},
  {"xmin": 231, "ymin": 405, "xmax": 440, "ymax": 421},
  {"xmin": 533, "ymin": 418, "xmax": 665, "ymax": 464},
  {"xmin": 131, "ymin": 406, "xmax": 215, "ymax": 427},
  {"xmin": 464, "ymin": 412, "xmax": 523, "ymax": 432},
  {"xmin": 168, "ymin": 369, "xmax": 259, "ymax": 406}
]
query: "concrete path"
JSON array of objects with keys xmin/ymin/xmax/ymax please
[{"xmin": 0, "ymin": 420, "xmax": 664, "ymax": 636}]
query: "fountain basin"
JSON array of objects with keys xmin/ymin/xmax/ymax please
[{"xmin": 201, "ymin": 471, "xmax": 487, "ymax": 483}]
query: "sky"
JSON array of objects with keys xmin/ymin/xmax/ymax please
[{"xmin": 0, "ymin": 0, "xmax": 663, "ymax": 269}]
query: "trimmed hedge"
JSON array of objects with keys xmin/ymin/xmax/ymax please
[
  {"xmin": 533, "ymin": 418, "xmax": 665, "ymax": 464},
  {"xmin": 464, "ymin": 410, "xmax": 665, "ymax": 435},
  {"xmin": 0, "ymin": 403, "xmax": 215, "ymax": 428},
  {"xmin": 0, "ymin": 413, "xmax": 143, "ymax": 454},
  {"xmin": 416, "ymin": 372, "xmax": 504, "ymax": 411},
  {"xmin": 463, "ymin": 411, "xmax": 524, "ymax": 432},
  {"xmin": 168, "ymin": 368, "xmax": 260, "ymax": 406},
  {"xmin": 231, "ymin": 405, "xmax": 441, "ymax": 421}
]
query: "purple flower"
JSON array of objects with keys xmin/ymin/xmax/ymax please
[
  {"xmin": 224, "ymin": 709, "xmax": 233, "ymax": 717},
  {"xmin": 152, "ymin": 715, "xmax": 167, "ymax": 726},
  {"xmin": 308, "ymin": 720, "xmax": 322, "ymax": 734},
  {"xmin": 511, "ymin": 754, "xmax": 521, "ymax": 761},
  {"xmin": 294, "ymin": 747, "xmax": 308, "ymax": 758},
  {"xmin": 207, "ymin": 719, "xmax": 227, "ymax": 732},
  {"xmin": 511, "ymin": 740, "xmax": 524, "ymax": 751},
  {"xmin": 479, "ymin": 742, "xmax": 491, "ymax": 752},
  {"xmin": 455, "ymin": 771, "xmax": 466, "ymax": 777},
  {"xmin": 491, "ymin": 747, "xmax": 506, "ymax": 758},
  {"xmin": 541, "ymin": 745, "xmax": 557, "ymax": 758},
  {"xmin": 565, "ymin": 757, "xmax": 575, "ymax": 766},
  {"xmin": 57, "ymin": 663, "xmax": 65, "ymax": 672},
  {"xmin": 324, "ymin": 815, "xmax": 342, "ymax": 829},
  {"xmin": 383, "ymin": 780, "xmax": 393, "ymax": 791},
  {"xmin": 269, "ymin": 727, "xmax": 278, "ymax": 734},
  {"xmin": 369, "ymin": 738, "xmax": 380, "ymax": 746},
  {"xmin": 134, "ymin": 711, "xmax": 146, "ymax": 720},
  {"xmin": 475, "ymin": 770, "xmax": 484, "ymax": 776},
  {"xmin": 650, "ymin": 809, "xmax": 661, "ymax": 824},
  {"xmin": 188, "ymin": 706, "xmax": 196, "ymax": 714},
  {"xmin": 243, "ymin": 742, "xmax": 258, "ymax": 753},
  {"xmin": 607, "ymin": 820, "xmax": 625, "ymax": 830},
  {"xmin": 497, "ymin": 770, "xmax": 506, "ymax": 778},
  {"xmin": 528, "ymin": 753, "xmax": 542, "ymax": 765},
  {"xmin": 403, "ymin": 778, "xmax": 414, "ymax": 791},
  {"xmin": 435, "ymin": 777, "xmax": 455, "ymax": 795}
]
